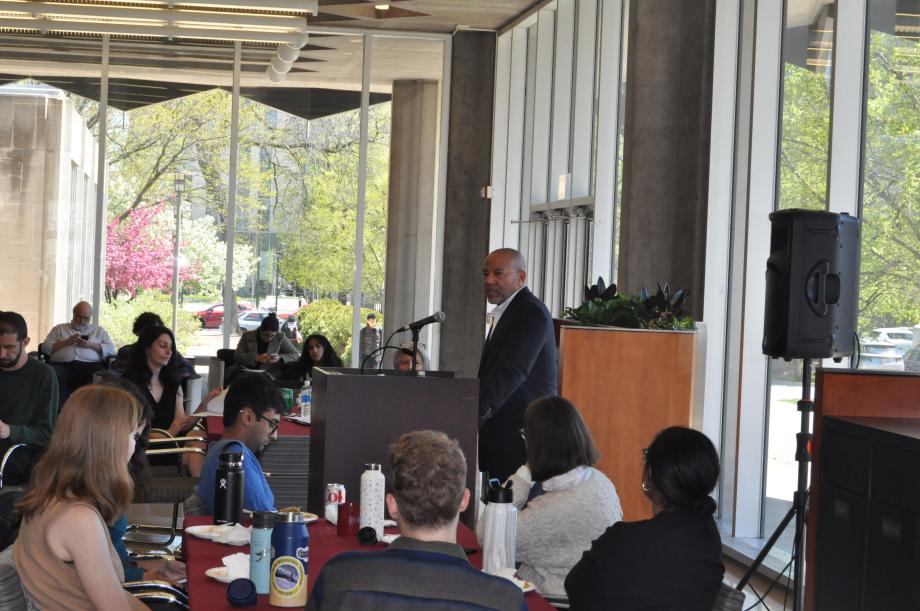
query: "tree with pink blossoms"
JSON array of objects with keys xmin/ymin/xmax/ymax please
[{"xmin": 105, "ymin": 202, "xmax": 199, "ymax": 301}]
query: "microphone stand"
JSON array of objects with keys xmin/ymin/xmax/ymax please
[{"xmin": 410, "ymin": 327, "xmax": 420, "ymax": 377}]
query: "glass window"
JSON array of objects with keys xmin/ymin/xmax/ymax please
[
  {"xmin": 858, "ymin": 0, "xmax": 920, "ymax": 374},
  {"xmin": 763, "ymin": 0, "xmax": 836, "ymax": 550}
]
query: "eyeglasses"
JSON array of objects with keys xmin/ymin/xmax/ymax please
[{"xmin": 256, "ymin": 414, "xmax": 281, "ymax": 434}]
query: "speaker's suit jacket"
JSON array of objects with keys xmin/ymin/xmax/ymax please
[{"xmin": 478, "ymin": 287, "xmax": 557, "ymax": 481}]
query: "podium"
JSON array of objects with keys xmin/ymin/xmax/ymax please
[{"xmin": 308, "ymin": 368, "xmax": 480, "ymax": 525}]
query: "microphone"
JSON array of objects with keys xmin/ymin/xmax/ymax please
[{"xmin": 395, "ymin": 311, "xmax": 446, "ymax": 333}]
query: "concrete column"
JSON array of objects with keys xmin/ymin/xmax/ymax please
[
  {"xmin": 439, "ymin": 31, "xmax": 496, "ymax": 378},
  {"xmin": 616, "ymin": 0, "xmax": 716, "ymax": 318},
  {"xmin": 383, "ymin": 80, "xmax": 440, "ymax": 345}
]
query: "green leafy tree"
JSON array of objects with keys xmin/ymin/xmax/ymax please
[
  {"xmin": 100, "ymin": 291, "xmax": 200, "ymax": 350},
  {"xmin": 296, "ymin": 299, "xmax": 383, "ymax": 362}
]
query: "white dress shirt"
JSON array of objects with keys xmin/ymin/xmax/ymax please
[
  {"xmin": 42, "ymin": 323, "xmax": 116, "ymax": 363},
  {"xmin": 485, "ymin": 286, "xmax": 525, "ymax": 341}
]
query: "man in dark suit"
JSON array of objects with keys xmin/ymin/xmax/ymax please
[{"xmin": 478, "ymin": 248, "xmax": 557, "ymax": 482}]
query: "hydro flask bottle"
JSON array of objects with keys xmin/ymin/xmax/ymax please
[{"xmin": 214, "ymin": 451, "xmax": 244, "ymax": 524}]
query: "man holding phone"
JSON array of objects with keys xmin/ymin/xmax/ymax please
[{"xmin": 41, "ymin": 301, "xmax": 115, "ymax": 405}]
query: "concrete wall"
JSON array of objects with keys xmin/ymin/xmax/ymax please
[
  {"xmin": 0, "ymin": 87, "xmax": 98, "ymax": 340},
  {"xmin": 383, "ymin": 80, "xmax": 440, "ymax": 346},
  {"xmin": 617, "ymin": 0, "xmax": 716, "ymax": 318},
  {"xmin": 439, "ymin": 31, "xmax": 496, "ymax": 378}
]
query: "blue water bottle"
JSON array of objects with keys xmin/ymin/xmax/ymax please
[
  {"xmin": 249, "ymin": 511, "xmax": 275, "ymax": 595},
  {"xmin": 269, "ymin": 511, "xmax": 309, "ymax": 607}
]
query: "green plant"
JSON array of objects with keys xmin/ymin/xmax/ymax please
[
  {"xmin": 563, "ymin": 277, "xmax": 694, "ymax": 330},
  {"xmin": 99, "ymin": 291, "xmax": 200, "ymax": 350},
  {"xmin": 640, "ymin": 282, "xmax": 693, "ymax": 330}
]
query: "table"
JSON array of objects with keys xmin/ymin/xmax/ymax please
[
  {"xmin": 183, "ymin": 516, "xmax": 555, "ymax": 610},
  {"xmin": 204, "ymin": 415, "xmax": 311, "ymax": 509}
]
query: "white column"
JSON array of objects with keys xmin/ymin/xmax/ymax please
[
  {"xmin": 701, "ymin": 0, "xmax": 743, "ymax": 466},
  {"xmin": 505, "ymin": 28, "xmax": 529, "ymax": 249},
  {"xmin": 592, "ymin": 0, "xmax": 626, "ymax": 284},
  {"xmin": 350, "ymin": 34, "xmax": 372, "ymax": 368},
  {"xmin": 490, "ymin": 32, "xmax": 513, "ymax": 251},
  {"xmin": 90, "ymin": 35, "xmax": 109, "ymax": 323},
  {"xmin": 571, "ymin": 0, "xmax": 599, "ymax": 198},
  {"xmin": 223, "ymin": 42, "xmax": 241, "ymax": 349},
  {"xmin": 549, "ymin": 0, "xmax": 575, "ymax": 202},
  {"xmin": 826, "ymin": 0, "xmax": 866, "ymax": 217},
  {"xmin": 733, "ymin": 0, "xmax": 784, "ymax": 538},
  {"xmin": 531, "ymin": 9, "xmax": 555, "ymax": 206}
]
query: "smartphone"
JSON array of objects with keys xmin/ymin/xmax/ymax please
[{"xmin": 80, "ymin": 334, "xmax": 89, "ymax": 340}]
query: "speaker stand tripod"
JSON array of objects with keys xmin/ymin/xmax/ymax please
[{"xmin": 736, "ymin": 357, "xmax": 814, "ymax": 611}]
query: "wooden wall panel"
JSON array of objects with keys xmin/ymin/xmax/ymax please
[
  {"xmin": 559, "ymin": 326, "xmax": 703, "ymax": 520},
  {"xmin": 806, "ymin": 370, "xmax": 920, "ymax": 610}
]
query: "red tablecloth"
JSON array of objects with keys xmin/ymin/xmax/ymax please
[
  {"xmin": 183, "ymin": 516, "xmax": 554, "ymax": 610},
  {"xmin": 205, "ymin": 415, "xmax": 310, "ymax": 443}
]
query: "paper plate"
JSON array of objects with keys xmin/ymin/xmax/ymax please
[{"xmin": 204, "ymin": 566, "xmax": 240, "ymax": 584}]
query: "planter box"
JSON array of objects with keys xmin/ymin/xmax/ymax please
[{"xmin": 559, "ymin": 324, "xmax": 706, "ymax": 520}]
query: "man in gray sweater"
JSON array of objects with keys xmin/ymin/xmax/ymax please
[{"xmin": 0, "ymin": 311, "xmax": 58, "ymax": 484}]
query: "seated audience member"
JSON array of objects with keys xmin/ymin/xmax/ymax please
[
  {"xmin": 14, "ymin": 385, "xmax": 149, "ymax": 610},
  {"xmin": 195, "ymin": 372, "xmax": 281, "ymax": 513},
  {"xmin": 391, "ymin": 342, "xmax": 430, "ymax": 372},
  {"xmin": 489, "ymin": 396, "xmax": 621, "ymax": 598},
  {"xmin": 233, "ymin": 313, "xmax": 298, "ymax": 378},
  {"xmin": 98, "ymin": 377, "xmax": 186, "ymax": 585},
  {"xmin": 283, "ymin": 333, "xmax": 343, "ymax": 380},
  {"xmin": 565, "ymin": 426, "xmax": 724, "ymax": 611},
  {"xmin": 114, "ymin": 312, "xmax": 194, "ymax": 379},
  {"xmin": 0, "ymin": 311, "xmax": 58, "ymax": 484},
  {"xmin": 41, "ymin": 301, "xmax": 116, "ymax": 403},
  {"xmin": 280, "ymin": 314, "xmax": 303, "ymax": 346},
  {"xmin": 307, "ymin": 430, "xmax": 525, "ymax": 611},
  {"xmin": 122, "ymin": 326, "xmax": 215, "ymax": 477}
]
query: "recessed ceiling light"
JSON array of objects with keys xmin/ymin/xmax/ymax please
[{"xmin": 374, "ymin": 4, "xmax": 390, "ymax": 10}]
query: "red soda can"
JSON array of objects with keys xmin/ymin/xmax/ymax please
[{"xmin": 324, "ymin": 483, "xmax": 346, "ymax": 522}]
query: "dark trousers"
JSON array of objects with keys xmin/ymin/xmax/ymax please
[
  {"xmin": 478, "ymin": 415, "xmax": 527, "ymax": 483},
  {"xmin": 52, "ymin": 361, "xmax": 103, "ymax": 408}
]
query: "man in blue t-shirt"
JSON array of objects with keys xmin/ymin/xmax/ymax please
[{"xmin": 195, "ymin": 372, "xmax": 281, "ymax": 513}]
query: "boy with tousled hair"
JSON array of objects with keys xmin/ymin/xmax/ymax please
[{"xmin": 307, "ymin": 430, "xmax": 525, "ymax": 611}]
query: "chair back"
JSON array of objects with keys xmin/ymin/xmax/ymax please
[
  {"xmin": 0, "ymin": 547, "xmax": 26, "ymax": 611},
  {"xmin": 711, "ymin": 582, "xmax": 745, "ymax": 611}
]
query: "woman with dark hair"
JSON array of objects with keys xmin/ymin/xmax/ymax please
[
  {"xmin": 485, "ymin": 396, "xmax": 621, "ymax": 598},
  {"xmin": 123, "ymin": 325, "xmax": 215, "ymax": 477},
  {"xmin": 565, "ymin": 426, "xmax": 724, "ymax": 610},
  {"xmin": 13, "ymin": 386, "xmax": 149, "ymax": 610},
  {"xmin": 114, "ymin": 312, "xmax": 194, "ymax": 378},
  {"xmin": 284, "ymin": 334, "xmax": 343, "ymax": 379}
]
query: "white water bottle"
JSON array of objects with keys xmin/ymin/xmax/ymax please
[
  {"xmin": 482, "ymin": 480, "xmax": 517, "ymax": 575},
  {"xmin": 299, "ymin": 380, "xmax": 312, "ymax": 419},
  {"xmin": 359, "ymin": 463, "xmax": 385, "ymax": 540}
]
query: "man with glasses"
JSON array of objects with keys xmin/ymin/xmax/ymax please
[
  {"xmin": 41, "ymin": 301, "xmax": 115, "ymax": 404},
  {"xmin": 0, "ymin": 311, "xmax": 58, "ymax": 484},
  {"xmin": 195, "ymin": 372, "xmax": 282, "ymax": 513}
]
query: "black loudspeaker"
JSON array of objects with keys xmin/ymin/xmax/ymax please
[{"xmin": 762, "ymin": 209, "xmax": 859, "ymax": 360}]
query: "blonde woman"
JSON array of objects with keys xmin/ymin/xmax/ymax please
[{"xmin": 14, "ymin": 385, "xmax": 149, "ymax": 610}]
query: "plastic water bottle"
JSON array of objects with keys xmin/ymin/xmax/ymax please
[
  {"xmin": 481, "ymin": 480, "xmax": 517, "ymax": 575},
  {"xmin": 359, "ymin": 463, "xmax": 385, "ymax": 540},
  {"xmin": 300, "ymin": 380, "xmax": 312, "ymax": 419},
  {"xmin": 249, "ymin": 511, "xmax": 275, "ymax": 594}
]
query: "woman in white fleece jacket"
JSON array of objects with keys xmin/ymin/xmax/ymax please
[{"xmin": 505, "ymin": 396, "xmax": 622, "ymax": 598}]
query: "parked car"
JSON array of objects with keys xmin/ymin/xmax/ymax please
[
  {"xmin": 857, "ymin": 340, "xmax": 904, "ymax": 371},
  {"xmin": 873, "ymin": 327, "xmax": 915, "ymax": 355},
  {"xmin": 904, "ymin": 345, "xmax": 920, "ymax": 373},
  {"xmin": 196, "ymin": 301, "xmax": 254, "ymax": 328},
  {"xmin": 238, "ymin": 310, "xmax": 273, "ymax": 331}
]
